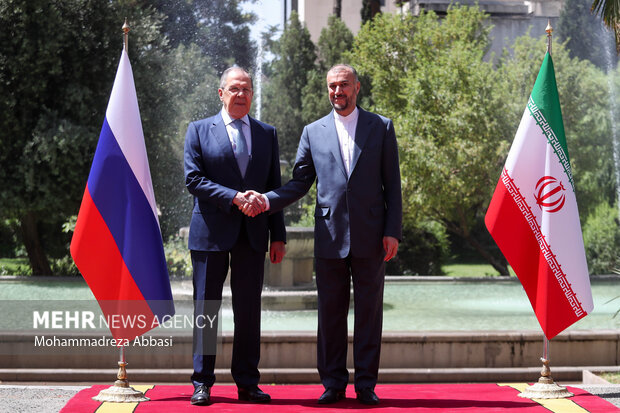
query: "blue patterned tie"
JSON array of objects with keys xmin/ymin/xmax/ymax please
[{"xmin": 232, "ymin": 119, "xmax": 249, "ymax": 176}]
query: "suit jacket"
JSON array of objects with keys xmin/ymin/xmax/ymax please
[
  {"xmin": 266, "ymin": 107, "xmax": 402, "ymax": 259},
  {"xmin": 184, "ymin": 112, "xmax": 286, "ymax": 253}
]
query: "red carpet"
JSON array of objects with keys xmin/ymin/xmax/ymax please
[{"xmin": 60, "ymin": 383, "xmax": 619, "ymax": 412}]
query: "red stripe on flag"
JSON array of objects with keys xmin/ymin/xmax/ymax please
[
  {"xmin": 70, "ymin": 185, "xmax": 157, "ymax": 340},
  {"xmin": 485, "ymin": 180, "xmax": 583, "ymax": 339},
  {"xmin": 71, "ymin": 185, "xmax": 145, "ymax": 300}
]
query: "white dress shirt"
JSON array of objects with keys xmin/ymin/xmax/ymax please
[
  {"xmin": 221, "ymin": 109, "xmax": 252, "ymax": 155},
  {"xmin": 334, "ymin": 107, "xmax": 359, "ymax": 176}
]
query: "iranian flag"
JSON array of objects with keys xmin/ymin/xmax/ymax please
[{"xmin": 485, "ymin": 52, "xmax": 593, "ymax": 340}]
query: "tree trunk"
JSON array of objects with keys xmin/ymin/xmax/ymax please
[
  {"xmin": 444, "ymin": 208, "xmax": 510, "ymax": 276},
  {"xmin": 464, "ymin": 233, "xmax": 510, "ymax": 276},
  {"xmin": 20, "ymin": 212, "xmax": 52, "ymax": 275}
]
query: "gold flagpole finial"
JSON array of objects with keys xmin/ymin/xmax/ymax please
[
  {"xmin": 122, "ymin": 18, "xmax": 130, "ymax": 52},
  {"xmin": 546, "ymin": 19, "xmax": 553, "ymax": 55}
]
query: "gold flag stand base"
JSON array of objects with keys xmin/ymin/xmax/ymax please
[
  {"xmin": 518, "ymin": 357, "xmax": 573, "ymax": 399},
  {"xmin": 92, "ymin": 360, "xmax": 150, "ymax": 403}
]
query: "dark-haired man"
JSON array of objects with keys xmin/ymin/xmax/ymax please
[{"xmin": 244, "ymin": 64, "xmax": 402, "ymax": 405}]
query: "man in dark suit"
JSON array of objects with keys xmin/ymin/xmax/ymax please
[
  {"xmin": 245, "ymin": 64, "xmax": 402, "ymax": 405},
  {"xmin": 184, "ymin": 66, "xmax": 286, "ymax": 405}
]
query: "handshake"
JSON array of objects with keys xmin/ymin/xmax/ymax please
[{"xmin": 233, "ymin": 190, "xmax": 268, "ymax": 217}]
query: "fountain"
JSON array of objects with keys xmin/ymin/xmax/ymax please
[
  {"xmin": 255, "ymin": 38, "xmax": 263, "ymax": 120},
  {"xmin": 1, "ymin": 275, "xmax": 619, "ymax": 384},
  {"xmin": 1, "ymin": 275, "xmax": 619, "ymax": 332},
  {"xmin": 601, "ymin": 22, "xmax": 620, "ymax": 217}
]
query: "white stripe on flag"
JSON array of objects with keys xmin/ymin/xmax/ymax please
[{"xmin": 105, "ymin": 50, "xmax": 159, "ymax": 224}]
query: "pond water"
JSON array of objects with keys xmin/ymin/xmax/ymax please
[
  {"xmin": 2, "ymin": 277, "xmax": 619, "ymax": 332},
  {"xmin": 260, "ymin": 279, "xmax": 620, "ymax": 332}
]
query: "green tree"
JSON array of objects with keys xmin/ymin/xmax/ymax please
[
  {"xmin": 152, "ymin": 0, "xmax": 257, "ymax": 73},
  {"xmin": 288, "ymin": 16, "xmax": 357, "ymax": 228},
  {"xmin": 301, "ymin": 14, "xmax": 355, "ymax": 125},
  {"xmin": 262, "ymin": 11, "xmax": 316, "ymax": 164},
  {"xmin": 582, "ymin": 202, "xmax": 620, "ymax": 274},
  {"xmin": 591, "ymin": 0, "xmax": 620, "ymax": 53},
  {"xmin": 349, "ymin": 7, "xmax": 513, "ymax": 274},
  {"xmin": 317, "ymin": 14, "xmax": 356, "ymax": 70},
  {"xmin": 0, "ymin": 0, "xmax": 121, "ymax": 274},
  {"xmin": 0, "ymin": 0, "xmax": 224, "ymax": 275},
  {"xmin": 361, "ymin": 0, "xmax": 381, "ymax": 24}
]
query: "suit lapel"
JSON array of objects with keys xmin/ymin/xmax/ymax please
[
  {"xmin": 323, "ymin": 111, "xmax": 347, "ymax": 178},
  {"xmin": 247, "ymin": 116, "xmax": 263, "ymax": 178},
  {"xmin": 210, "ymin": 113, "xmax": 243, "ymax": 177},
  {"xmin": 350, "ymin": 107, "xmax": 370, "ymax": 176}
]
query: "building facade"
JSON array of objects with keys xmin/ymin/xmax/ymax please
[
  {"xmin": 284, "ymin": 0, "xmax": 407, "ymax": 42},
  {"xmin": 284, "ymin": 0, "xmax": 565, "ymax": 58}
]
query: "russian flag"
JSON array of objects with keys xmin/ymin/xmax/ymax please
[{"xmin": 71, "ymin": 49, "xmax": 174, "ymax": 341}]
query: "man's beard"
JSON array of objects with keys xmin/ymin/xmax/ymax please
[{"xmin": 330, "ymin": 97, "xmax": 349, "ymax": 111}]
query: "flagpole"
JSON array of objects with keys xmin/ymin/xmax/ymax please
[
  {"xmin": 518, "ymin": 334, "xmax": 573, "ymax": 399},
  {"xmin": 93, "ymin": 342, "xmax": 149, "ymax": 403},
  {"xmin": 518, "ymin": 23, "xmax": 574, "ymax": 399},
  {"xmin": 542, "ymin": 20, "xmax": 552, "ymax": 393},
  {"xmin": 91, "ymin": 20, "xmax": 150, "ymax": 404},
  {"xmin": 123, "ymin": 18, "xmax": 130, "ymax": 52},
  {"xmin": 546, "ymin": 19, "xmax": 552, "ymax": 55}
]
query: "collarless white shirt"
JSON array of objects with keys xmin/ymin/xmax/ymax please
[
  {"xmin": 221, "ymin": 109, "xmax": 252, "ymax": 155},
  {"xmin": 334, "ymin": 107, "xmax": 359, "ymax": 176}
]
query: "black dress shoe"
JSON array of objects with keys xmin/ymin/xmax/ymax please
[
  {"xmin": 191, "ymin": 384, "xmax": 211, "ymax": 405},
  {"xmin": 318, "ymin": 388, "xmax": 346, "ymax": 404},
  {"xmin": 356, "ymin": 388, "xmax": 379, "ymax": 405},
  {"xmin": 238, "ymin": 386, "xmax": 271, "ymax": 403}
]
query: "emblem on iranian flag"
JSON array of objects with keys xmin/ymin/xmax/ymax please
[
  {"xmin": 485, "ymin": 52, "xmax": 593, "ymax": 339},
  {"xmin": 534, "ymin": 176, "xmax": 566, "ymax": 213}
]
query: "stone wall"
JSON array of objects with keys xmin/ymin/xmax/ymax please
[
  {"xmin": 2, "ymin": 329, "xmax": 618, "ymax": 383},
  {"xmin": 264, "ymin": 227, "xmax": 314, "ymax": 288}
]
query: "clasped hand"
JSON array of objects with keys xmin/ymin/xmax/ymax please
[{"xmin": 233, "ymin": 190, "xmax": 267, "ymax": 217}]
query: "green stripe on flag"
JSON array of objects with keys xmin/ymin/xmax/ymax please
[{"xmin": 527, "ymin": 52, "xmax": 574, "ymax": 190}]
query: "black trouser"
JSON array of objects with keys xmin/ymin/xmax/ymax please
[
  {"xmin": 315, "ymin": 254, "xmax": 385, "ymax": 391},
  {"xmin": 191, "ymin": 226, "xmax": 265, "ymax": 388}
]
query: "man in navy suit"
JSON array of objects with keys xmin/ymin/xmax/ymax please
[
  {"xmin": 245, "ymin": 64, "xmax": 402, "ymax": 405},
  {"xmin": 184, "ymin": 66, "xmax": 286, "ymax": 405}
]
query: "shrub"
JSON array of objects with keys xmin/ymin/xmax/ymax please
[
  {"xmin": 164, "ymin": 235, "xmax": 192, "ymax": 278},
  {"xmin": 583, "ymin": 202, "xmax": 620, "ymax": 275},
  {"xmin": 386, "ymin": 220, "xmax": 448, "ymax": 275}
]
